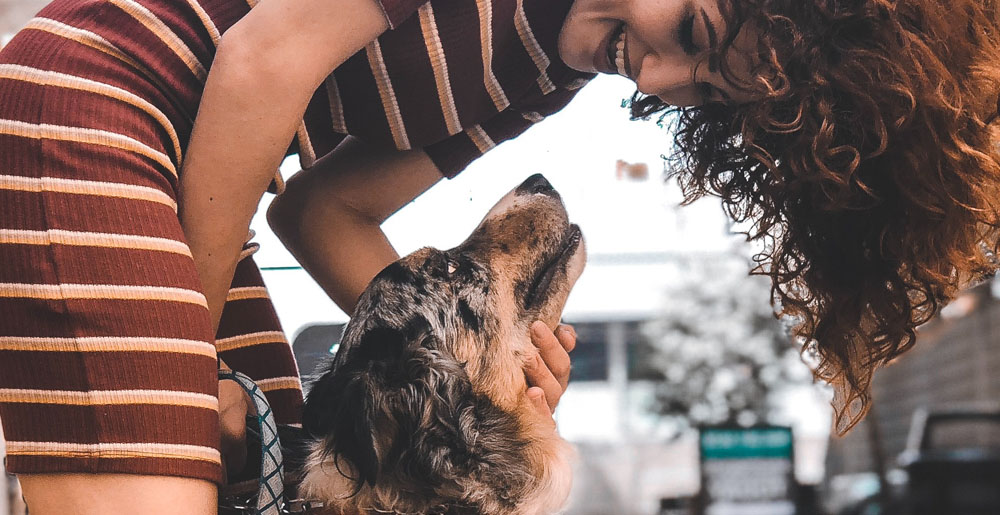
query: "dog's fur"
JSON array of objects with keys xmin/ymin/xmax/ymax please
[{"xmin": 298, "ymin": 174, "xmax": 586, "ymax": 514}]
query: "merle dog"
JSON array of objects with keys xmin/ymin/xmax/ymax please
[{"xmin": 299, "ymin": 174, "xmax": 586, "ymax": 514}]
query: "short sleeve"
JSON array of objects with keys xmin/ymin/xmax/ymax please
[
  {"xmin": 376, "ymin": 0, "xmax": 429, "ymax": 29},
  {"xmin": 424, "ymin": 86, "xmax": 584, "ymax": 178}
]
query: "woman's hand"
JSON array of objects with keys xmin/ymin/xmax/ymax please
[
  {"xmin": 524, "ymin": 321, "xmax": 577, "ymax": 419},
  {"xmin": 218, "ymin": 370, "xmax": 251, "ymax": 479}
]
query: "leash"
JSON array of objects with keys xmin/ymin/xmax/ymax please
[
  {"xmin": 218, "ymin": 369, "xmax": 285, "ymax": 515},
  {"xmin": 217, "ymin": 370, "xmax": 326, "ymax": 514}
]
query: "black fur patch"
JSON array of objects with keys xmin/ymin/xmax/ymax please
[
  {"xmin": 375, "ymin": 261, "xmax": 429, "ymax": 291},
  {"xmin": 375, "ymin": 262, "xmax": 414, "ymax": 284},
  {"xmin": 456, "ymin": 298, "xmax": 481, "ymax": 332}
]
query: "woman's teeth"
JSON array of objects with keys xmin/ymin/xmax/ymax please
[{"xmin": 614, "ymin": 29, "xmax": 627, "ymax": 77}]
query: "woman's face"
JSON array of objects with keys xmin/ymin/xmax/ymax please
[{"xmin": 558, "ymin": 0, "xmax": 756, "ymax": 106}]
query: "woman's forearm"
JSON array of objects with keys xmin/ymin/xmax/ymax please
[
  {"xmin": 268, "ymin": 139, "xmax": 443, "ymax": 314},
  {"xmin": 19, "ymin": 474, "xmax": 217, "ymax": 515},
  {"xmin": 177, "ymin": 0, "xmax": 388, "ymax": 332},
  {"xmin": 271, "ymin": 192, "xmax": 399, "ymax": 314},
  {"xmin": 178, "ymin": 42, "xmax": 308, "ymax": 333}
]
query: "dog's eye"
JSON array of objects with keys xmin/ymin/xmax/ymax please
[{"xmin": 447, "ymin": 259, "xmax": 458, "ymax": 274}]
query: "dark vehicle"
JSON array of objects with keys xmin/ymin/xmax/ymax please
[{"xmin": 897, "ymin": 407, "xmax": 1000, "ymax": 515}]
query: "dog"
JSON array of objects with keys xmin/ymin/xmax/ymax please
[{"xmin": 297, "ymin": 174, "xmax": 586, "ymax": 514}]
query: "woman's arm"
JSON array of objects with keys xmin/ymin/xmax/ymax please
[
  {"xmin": 179, "ymin": 0, "xmax": 389, "ymax": 334},
  {"xmin": 267, "ymin": 137, "xmax": 442, "ymax": 314},
  {"xmin": 180, "ymin": 0, "xmax": 392, "ymax": 500},
  {"xmin": 18, "ymin": 474, "xmax": 217, "ymax": 515}
]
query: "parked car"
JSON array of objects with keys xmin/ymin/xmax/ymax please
[{"xmin": 897, "ymin": 407, "xmax": 1000, "ymax": 515}]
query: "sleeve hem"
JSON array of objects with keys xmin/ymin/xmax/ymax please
[
  {"xmin": 425, "ymin": 147, "xmax": 467, "ymax": 179},
  {"xmin": 377, "ymin": 0, "xmax": 425, "ymax": 29}
]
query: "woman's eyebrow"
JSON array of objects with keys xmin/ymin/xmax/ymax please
[
  {"xmin": 700, "ymin": 8, "xmax": 718, "ymax": 50},
  {"xmin": 700, "ymin": 7, "xmax": 719, "ymax": 72}
]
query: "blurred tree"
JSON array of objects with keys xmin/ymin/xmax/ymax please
[{"xmin": 640, "ymin": 252, "xmax": 815, "ymax": 435}]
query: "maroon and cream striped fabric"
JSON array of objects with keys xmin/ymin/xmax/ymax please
[
  {"xmin": 0, "ymin": 0, "xmax": 300, "ymax": 484},
  {"xmin": 0, "ymin": 0, "xmax": 591, "ymax": 485},
  {"xmin": 294, "ymin": 0, "xmax": 595, "ymax": 177}
]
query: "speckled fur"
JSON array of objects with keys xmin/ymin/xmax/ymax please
[{"xmin": 297, "ymin": 176, "xmax": 586, "ymax": 514}]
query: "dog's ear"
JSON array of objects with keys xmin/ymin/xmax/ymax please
[
  {"xmin": 301, "ymin": 329, "xmax": 391, "ymax": 488},
  {"xmin": 302, "ymin": 321, "xmax": 493, "ymax": 499}
]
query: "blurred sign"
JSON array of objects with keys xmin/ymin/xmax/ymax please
[
  {"xmin": 615, "ymin": 159, "xmax": 649, "ymax": 181},
  {"xmin": 699, "ymin": 426, "xmax": 796, "ymax": 515}
]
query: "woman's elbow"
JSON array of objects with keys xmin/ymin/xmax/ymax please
[{"xmin": 267, "ymin": 191, "xmax": 303, "ymax": 245}]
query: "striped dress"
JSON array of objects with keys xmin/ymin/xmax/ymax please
[{"xmin": 0, "ymin": 0, "xmax": 592, "ymax": 485}]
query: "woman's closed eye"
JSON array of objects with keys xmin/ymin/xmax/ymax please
[{"xmin": 679, "ymin": 13, "xmax": 698, "ymax": 55}]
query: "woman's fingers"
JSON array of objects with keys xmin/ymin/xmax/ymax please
[
  {"xmin": 524, "ymin": 321, "xmax": 577, "ymax": 412},
  {"xmin": 525, "ymin": 353, "xmax": 562, "ymax": 412},
  {"xmin": 555, "ymin": 323, "xmax": 577, "ymax": 353},
  {"xmin": 218, "ymin": 378, "xmax": 250, "ymax": 476},
  {"xmin": 526, "ymin": 387, "xmax": 556, "ymax": 428},
  {"xmin": 530, "ymin": 321, "xmax": 572, "ymax": 391}
]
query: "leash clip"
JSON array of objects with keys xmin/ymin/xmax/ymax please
[{"xmin": 281, "ymin": 499, "xmax": 327, "ymax": 513}]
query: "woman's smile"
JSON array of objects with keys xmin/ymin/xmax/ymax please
[
  {"xmin": 610, "ymin": 25, "xmax": 632, "ymax": 78},
  {"xmin": 558, "ymin": 0, "xmax": 756, "ymax": 106}
]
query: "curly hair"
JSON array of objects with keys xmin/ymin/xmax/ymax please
[{"xmin": 634, "ymin": 0, "xmax": 1000, "ymax": 433}]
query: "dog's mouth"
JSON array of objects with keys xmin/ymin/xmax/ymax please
[{"xmin": 523, "ymin": 224, "xmax": 583, "ymax": 310}]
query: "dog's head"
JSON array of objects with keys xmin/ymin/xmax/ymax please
[{"xmin": 300, "ymin": 174, "xmax": 585, "ymax": 514}]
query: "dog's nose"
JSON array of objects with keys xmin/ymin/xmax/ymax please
[{"xmin": 516, "ymin": 173, "xmax": 558, "ymax": 197}]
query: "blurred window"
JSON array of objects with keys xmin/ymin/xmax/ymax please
[
  {"xmin": 926, "ymin": 417, "xmax": 1000, "ymax": 450},
  {"xmin": 567, "ymin": 322, "xmax": 609, "ymax": 381},
  {"xmin": 625, "ymin": 320, "xmax": 661, "ymax": 381},
  {"xmin": 292, "ymin": 323, "xmax": 345, "ymax": 385}
]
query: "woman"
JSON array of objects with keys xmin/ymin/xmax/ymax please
[{"xmin": 0, "ymin": 0, "xmax": 996, "ymax": 511}]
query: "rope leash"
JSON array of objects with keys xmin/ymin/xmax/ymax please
[
  {"xmin": 217, "ymin": 370, "xmax": 326, "ymax": 514},
  {"xmin": 219, "ymin": 370, "xmax": 331, "ymax": 514},
  {"xmin": 218, "ymin": 369, "xmax": 284, "ymax": 515}
]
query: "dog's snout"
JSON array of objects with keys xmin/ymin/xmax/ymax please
[{"xmin": 516, "ymin": 173, "xmax": 557, "ymax": 197}]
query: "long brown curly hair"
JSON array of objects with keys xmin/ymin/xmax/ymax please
[{"xmin": 634, "ymin": 0, "xmax": 1000, "ymax": 432}]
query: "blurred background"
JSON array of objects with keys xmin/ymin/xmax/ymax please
[{"xmin": 3, "ymin": 1, "xmax": 1000, "ymax": 514}]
